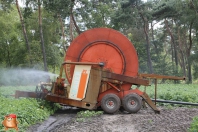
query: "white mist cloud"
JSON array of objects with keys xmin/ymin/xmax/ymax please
[{"xmin": 0, "ymin": 68, "xmax": 58, "ymax": 86}]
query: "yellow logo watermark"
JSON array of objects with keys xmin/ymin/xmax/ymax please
[{"xmin": 2, "ymin": 114, "xmax": 19, "ymax": 131}]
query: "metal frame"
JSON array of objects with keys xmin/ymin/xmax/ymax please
[
  {"xmin": 15, "ymin": 62, "xmax": 186, "ymax": 114},
  {"xmin": 138, "ymin": 73, "xmax": 185, "ymax": 106}
]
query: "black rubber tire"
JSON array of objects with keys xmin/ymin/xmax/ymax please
[
  {"xmin": 122, "ymin": 94, "xmax": 142, "ymax": 113},
  {"xmin": 101, "ymin": 94, "xmax": 121, "ymax": 114}
]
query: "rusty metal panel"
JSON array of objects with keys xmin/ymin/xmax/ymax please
[
  {"xmin": 100, "ymin": 83, "xmax": 108, "ymax": 93},
  {"xmin": 102, "ymin": 78, "xmax": 120, "ymax": 84},
  {"xmin": 102, "ymin": 71, "xmax": 150, "ymax": 86},
  {"xmin": 15, "ymin": 90, "xmax": 47, "ymax": 98},
  {"xmin": 138, "ymin": 73, "xmax": 185, "ymax": 80},
  {"xmin": 141, "ymin": 92, "xmax": 160, "ymax": 114},
  {"xmin": 46, "ymin": 94, "xmax": 96, "ymax": 110},
  {"xmin": 51, "ymin": 82, "xmax": 56, "ymax": 94},
  {"xmin": 82, "ymin": 68, "xmax": 102, "ymax": 103}
]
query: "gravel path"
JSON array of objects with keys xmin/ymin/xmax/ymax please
[{"xmin": 28, "ymin": 107, "xmax": 198, "ymax": 132}]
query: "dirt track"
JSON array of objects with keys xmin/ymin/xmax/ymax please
[{"xmin": 28, "ymin": 107, "xmax": 198, "ymax": 132}]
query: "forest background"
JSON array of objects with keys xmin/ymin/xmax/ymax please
[{"xmin": 0, "ymin": 0, "xmax": 198, "ymax": 84}]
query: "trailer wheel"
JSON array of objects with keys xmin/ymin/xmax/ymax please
[
  {"xmin": 122, "ymin": 94, "xmax": 142, "ymax": 113},
  {"xmin": 101, "ymin": 94, "xmax": 121, "ymax": 114}
]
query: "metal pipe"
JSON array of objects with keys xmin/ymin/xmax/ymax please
[
  {"xmin": 151, "ymin": 99, "xmax": 198, "ymax": 106},
  {"xmin": 62, "ymin": 61, "xmax": 104, "ymax": 66}
]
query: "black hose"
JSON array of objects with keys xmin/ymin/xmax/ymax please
[{"xmin": 151, "ymin": 99, "xmax": 198, "ymax": 106}]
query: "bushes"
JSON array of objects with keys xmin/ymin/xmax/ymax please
[
  {"xmin": 189, "ymin": 117, "xmax": 198, "ymax": 132},
  {"xmin": 0, "ymin": 96, "xmax": 58, "ymax": 131}
]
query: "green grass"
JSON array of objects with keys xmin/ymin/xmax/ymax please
[
  {"xmin": 189, "ymin": 116, "xmax": 198, "ymax": 132},
  {"xmin": 76, "ymin": 110, "xmax": 103, "ymax": 122},
  {"xmin": 139, "ymin": 84, "xmax": 198, "ymax": 103},
  {"xmin": 1, "ymin": 84, "xmax": 198, "ymax": 131},
  {"xmin": 0, "ymin": 86, "xmax": 35, "ymax": 97}
]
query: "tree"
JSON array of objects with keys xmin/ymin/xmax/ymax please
[
  {"xmin": 43, "ymin": 0, "xmax": 71, "ymax": 51},
  {"xmin": 15, "ymin": 0, "xmax": 32, "ymax": 65},
  {"xmin": 38, "ymin": 0, "xmax": 47, "ymax": 71},
  {"xmin": 118, "ymin": 0, "xmax": 154, "ymax": 73},
  {"xmin": 152, "ymin": 0, "xmax": 198, "ymax": 83},
  {"xmin": 1, "ymin": 0, "xmax": 198, "ymax": 83},
  {"xmin": 22, "ymin": 4, "xmax": 62, "ymax": 69},
  {"xmin": 0, "ymin": 6, "xmax": 26, "ymax": 67}
]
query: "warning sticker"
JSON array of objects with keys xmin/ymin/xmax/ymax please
[{"xmin": 69, "ymin": 65, "xmax": 91, "ymax": 100}]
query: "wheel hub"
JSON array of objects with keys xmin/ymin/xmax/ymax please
[
  {"xmin": 107, "ymin": 100, "xmax": 115, "ymax": 108},
  {"xmin": 128, "ymin": 99, "xmax": 137, "ymax": 108},
  {"xmin": 130, "ymin": 100, "xmax": 136, "ymax": 105}
]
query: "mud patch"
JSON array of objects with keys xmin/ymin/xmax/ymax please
[{"xmin": 27, "ymin": 107, "xmax": 80, "ymax": 132}]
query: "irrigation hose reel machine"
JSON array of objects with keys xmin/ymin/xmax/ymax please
[{"xmin": 15, "ymin": 28, "xmax": 185, "ymax": 114}]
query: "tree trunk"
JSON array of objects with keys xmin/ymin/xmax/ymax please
[
  {"xmin": 70, "ymin": 13, "xmax": 81, "ymax": 35},
  {"xmin": 70, "ymin": 0, "xmax": 81, "ymax": 35},
  {"xmin": 164, "ymin": 19, "xmax": 178, "ymax": 75},
  {"xmin": 6, "ymin": 42, "xmax": 11, "ymax": 67},
  {"xmin": 38, "ymin": 0, "xmax": 48, "ymax": 71},
  {"xmin": 69, "ymin": 15, "xmax": 74, "ymax": 42},
  {"xmin": 177, "ymin": 27, "xmax": 186, "ymax": 77},
  {"xmin": 140, "ymin": 13, "xmax": 153, "ymax": 73},
  {"xmin": 53, "ymin": 65, "xmax": 56, "ymax": 73},
  {"xmin": 186, "ymin": 58, "xmax": 192, "ymax": 83},
  {"xmin": 151, "ymin": 22, "xmax": 160, "ymax": 62},
  {"xmin": 16, "ymin": 0, "xmax": 32, "ymax": 65},
  {"xmin": 58, "ymin": 14, "xmax": 66, "ymax": 52},
  {"xmin": 186, "ymin": 20, "xmax": 194, "ymax": 83}
]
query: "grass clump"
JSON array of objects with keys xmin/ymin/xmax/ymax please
[
  {"xmin": 76, "ymin": 110, "xmax": 103, "ymax": 122},
  {"xmin": 189, "ymin": 116, "xmax": 198, "ymax": 132},
  {"xmin": 0, "ymin": 95, "xmax": 58, "ymax": 131}
]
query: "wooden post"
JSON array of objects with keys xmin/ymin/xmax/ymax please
[{"xmin": 155, "ymin": 79, "xmax": 157, "ymax": 105}]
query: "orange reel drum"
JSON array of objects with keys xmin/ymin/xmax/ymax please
[{"xmin": 65, "ymin": 28, "xmax": 138, "ymax": 90}]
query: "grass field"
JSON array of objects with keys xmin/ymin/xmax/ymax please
[
  {"xmin": 0, "ymin": 86, "xmax": 35, "ymax": 97},
  {"xmin": 0, "ymin": 84, "xmax": 198, "ymax": 131},
  {"xmin": 1, "ymin": 83, "xmax": 198, "ymax": 102},
  {"xmin": 139, "ymin": 84, "xmax": 198, "ymax": 103}
]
